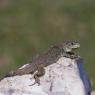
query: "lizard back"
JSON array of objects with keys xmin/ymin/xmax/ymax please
[{"xmin": 13, "ymin": 45, "xmax": 63, "ymax": 75}]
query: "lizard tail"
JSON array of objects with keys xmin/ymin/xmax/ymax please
[
  {"xmin": 0, "ymin": 71, "xmax": 14, "ymax": 81},
  {"xmin": 4, "ymin": 71, "xmax": 15, "ymax": 78}
]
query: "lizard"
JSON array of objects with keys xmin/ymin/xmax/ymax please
[{"xmin": 1, "ymin": 41, "xmax": 80, "ymax": 85}]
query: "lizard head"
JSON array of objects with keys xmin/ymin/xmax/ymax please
[{"xmin": 63, "ymin": 41, "xmax": 80, "ymax": 52}]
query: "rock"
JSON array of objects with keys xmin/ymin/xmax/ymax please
[{"xmin": 0, "ymin": 57, "xmax": 86, "ymax": 95}]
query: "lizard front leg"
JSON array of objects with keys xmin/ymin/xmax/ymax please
[
  {"xmin": 63, "ymin": 52, "xmax": 78, "ymax": 59},
  {"xmin": 32, "ymin": 64, "xmax": 45, "ymax": 85}
]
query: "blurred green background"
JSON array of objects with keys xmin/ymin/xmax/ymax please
[{"xmin": 0, "ymin": 0, "xmax": 95, "ymax": 89}]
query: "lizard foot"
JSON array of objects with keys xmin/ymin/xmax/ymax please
[
  {"xmin": 70, "ymin": 54, "xmax": 79, "ymax": 59},
  {"xmin": 30, "ymin": 64, "xmax": 45, "ymax": 86},
  {"xmin": 30, "ymin": 75, "xmax": 40, "ymax": 86}
]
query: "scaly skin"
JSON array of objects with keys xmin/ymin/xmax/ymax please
[{"xmin": 2, "ymin": 41, "xmax": 80, "ymax": 85}]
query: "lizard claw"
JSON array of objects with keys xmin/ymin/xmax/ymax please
[{"xmin": 29, "ymin": 76, "xmax": 40, "ymax": 86}]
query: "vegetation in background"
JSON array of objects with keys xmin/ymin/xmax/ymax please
[{"xmin": 0, "ymin": 0, "xmax": 95, "ymax": 89}]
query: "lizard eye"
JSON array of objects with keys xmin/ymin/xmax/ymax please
[{"xmin": 71, "ymin": 42, "xmax": 74, "ymax": 45}]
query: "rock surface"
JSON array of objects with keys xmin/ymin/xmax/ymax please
[{"xmin": 0, "ymin": 57, "xmax": 86, "ymax": 95}]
